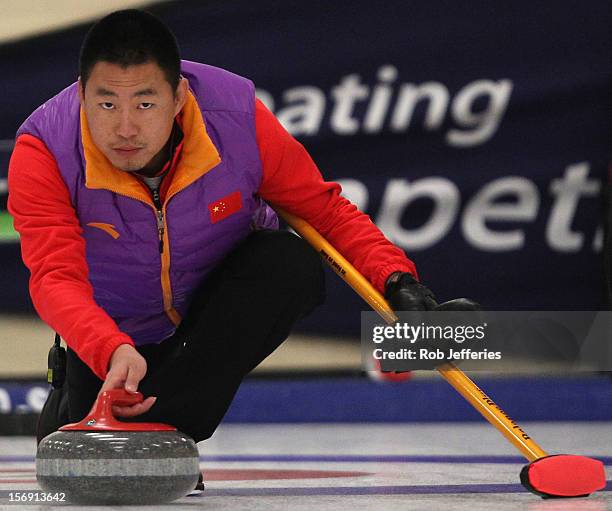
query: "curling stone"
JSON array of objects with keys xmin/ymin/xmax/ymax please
[{"xmin": 36, "ymin": 389, "xmax": 200, "ymax": 505}]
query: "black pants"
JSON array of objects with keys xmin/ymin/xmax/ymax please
[{"xmin": 38, "ymin": 230, "xmax": 325, "ymax": 443}]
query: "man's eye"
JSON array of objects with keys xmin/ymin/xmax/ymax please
[
  {"xmin": 139, "ymin": 103, "xmax": 154, "ymax": 110},
  {"xmin": 100, "ymin": 103, "xmax": 114, "ymax": 110}
]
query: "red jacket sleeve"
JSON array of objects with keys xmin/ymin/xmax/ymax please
[
  {"xmin": 8, "ymin": 134, "xmax": 134, "ymax": 380},
  {"xmin": 255, "ymin": 99, "xmax": 417, "ymax": 292}
]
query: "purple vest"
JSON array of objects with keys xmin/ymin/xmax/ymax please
[{"xmin": 17, "ymin": 60, "xmax": 278, "ymax": 345}]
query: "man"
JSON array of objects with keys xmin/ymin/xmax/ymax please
[{"xmin": 9, "ymin": 10, "xmax": 435, "ymax": 455}]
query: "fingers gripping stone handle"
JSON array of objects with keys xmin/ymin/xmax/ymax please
[
  {"xmin": 93, "ymin": 388, "xmax": 143, "ymax": 414},
  {"xmin": 59, "ymin": 389, "xmax": 176, "ymax": 432}
]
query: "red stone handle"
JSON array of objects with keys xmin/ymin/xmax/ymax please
[
  {"xmin": 91, "ymin": 389, "xmax": 144, "ymax": 417},
  {"xmin": 59, "ymin": 389, "xmax": 176, "ymax": 432}
]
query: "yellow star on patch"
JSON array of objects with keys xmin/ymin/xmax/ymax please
[{"xmin": 213, "ymin": 206, "xmax": 220, "ymax": 212}]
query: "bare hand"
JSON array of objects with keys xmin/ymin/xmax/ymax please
[{"xmin": 99, "ymin": 344, "xmax": 157, "ymax": 417}]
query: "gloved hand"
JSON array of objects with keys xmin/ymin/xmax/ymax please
[
  {"xmin": 382, "ymin": 274, "xmax": 482, "ymax": 372},
  {"xmin": 384, "ymin": 272, "xmax": 437, "ymax": 311},
  {"xmin": 385, "ymin": 272, "xmax": 481, "ymax": 312}
]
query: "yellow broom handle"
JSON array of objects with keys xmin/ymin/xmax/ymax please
[{"xmin": 276, "ymin": 207, "xmax": 547, "ymax": 462}]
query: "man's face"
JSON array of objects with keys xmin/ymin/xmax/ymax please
[{"xmin": 79, "ymin": 61, "xmax": 186, "ymax": 172}]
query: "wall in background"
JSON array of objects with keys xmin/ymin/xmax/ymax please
[{"xmin": 1, "ymin": 0, "xmax": 611, "ymax": 334}]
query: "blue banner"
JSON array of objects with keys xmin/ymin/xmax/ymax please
[{"xmin": 1, "ymin": 0, "xmax": 611, "ymax": 334}]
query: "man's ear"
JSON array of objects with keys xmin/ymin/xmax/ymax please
[
  {"xmin": 78, "ymin": 77, "xmax": 85, "ymax": 105},
  {"xmin": 174, "ymin": 76, "xmax": 188, "ymax": 114}
]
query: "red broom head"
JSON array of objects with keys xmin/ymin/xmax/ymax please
[{"xmin": 521, "ymin": 455, "xmax": 606, "ymax": 498}]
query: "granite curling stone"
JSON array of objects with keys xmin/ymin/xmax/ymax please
[{"xmin": 36, "ymin": 389, "xmax": 200, "ymax": 505}]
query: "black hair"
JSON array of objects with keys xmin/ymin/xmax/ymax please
[{"xmin": 79, "ymin": 9, "xmax": 180, "ymax": 91}]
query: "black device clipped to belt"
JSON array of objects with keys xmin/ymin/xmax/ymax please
[{"xmin": 47, "ymin": 333, "xmax": 66, "ymax": 389}]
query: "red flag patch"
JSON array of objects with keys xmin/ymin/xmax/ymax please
[{"xmin": 209, "ymin": 191, "xmax": 243, "ymax": 223}]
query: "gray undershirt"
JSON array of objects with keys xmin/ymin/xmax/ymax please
[{"xmin": 140, "ymin": 175, "xmax": 164, "ymax": 191}]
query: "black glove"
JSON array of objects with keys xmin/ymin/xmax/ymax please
[
  {"xmin": 383, "ymin": 276, "xmax": 482, "ymax": 371},
  {"xmin": 384, "ymin": 272, "xmax": 437, "ymax": 311}
]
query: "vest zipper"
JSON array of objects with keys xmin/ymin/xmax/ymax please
[
  {"xmin": 152, "ymin": 188, "xmax": 165, "ymax": 253},
  {"xmin": 150, "ymin": 186, "xmax": 179, "ymax": 325}
]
